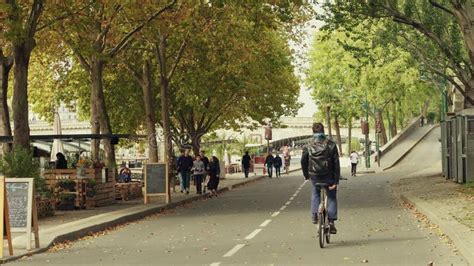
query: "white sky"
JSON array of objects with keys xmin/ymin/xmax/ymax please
[{"xmin": 293, "ymin": 17, "xmax": 322, "ymax": 118}]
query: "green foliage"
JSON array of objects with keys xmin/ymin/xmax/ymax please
[{"xmin": 350, "ymin": 138, "xmax": 362, "ymax": 152}]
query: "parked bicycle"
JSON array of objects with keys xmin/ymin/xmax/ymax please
[{"xmin": 316, "ymin": 176, "xmax": 347, "ymax": 248}]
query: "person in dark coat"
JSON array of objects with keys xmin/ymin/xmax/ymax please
[
  {"xmin": 207, "ymin": 156, "xmax": 221, "ymax": 197},
  {"xmin": 199, "ymin": 150, "xmax": 210, "ymax": 192},
  {"xmin": 177, "ymin": 149, "xmax": 193, "ymax": 194},
  {"xmin": 242, "ymin": 151, "xmax": 251, "ymax": 178},
  {"xmin": 55, "ymin": 153, "xmax": 68, "ymax": 169},
  {"xmin": 265, "ymin": 152, "xmax": 274, "ymax": 178},
  {"xmin": 273, "ymin": 154, "xmax": 283, "ymax": 178}
]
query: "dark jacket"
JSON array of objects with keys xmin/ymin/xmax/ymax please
[
  {"xmin": 201, "ymin": 156, "xmax": 209, "ymax": 171},
  {"xmin": 301, "ymin": 137, "xmax": 340, "ymax": 184},
  {"xmin": 273, "ymin": 156, "xmax": 282, "ymax": 168},
  {"xmin": 265, "ymin": 155, "xmax": 274, "ymax": 166},
  {"xmin": 56, "ymin": 158, "xmax": 68, "ymax": 169},
  {"xmin": 208, "ymin": 161, "xmax": 220, "ymax": 177},
  {"xmin": 242, "ymin": 154, "xmax": 251, "ymax": 168},
  {"xmin": 177, "ymin": 155, "xmax": 193, "ymax": 173}
]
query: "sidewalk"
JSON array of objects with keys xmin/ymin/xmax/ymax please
[
  {"xmin": 1, "ymin": 169, "xmax": 300, "ymax": 263},
  {"xmin": 393, "ymin": 174, "xmax": 474, "ymax": 265}
]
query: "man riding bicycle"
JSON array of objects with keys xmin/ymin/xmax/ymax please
[{"xmin": 301, "ymin": 122, "xmax": 340, "ymax": 234}]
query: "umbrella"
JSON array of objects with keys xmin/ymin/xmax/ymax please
[{"xmin": 50, "ymin": 112, "xmax": 65, "ymax": 161}]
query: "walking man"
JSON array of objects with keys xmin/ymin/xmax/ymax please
[
  {"xmin": 265, "ymin": 152, "xmax": 274, "ymax": 178},
  {"xmin": 350, "ymin": 150, "xmax": 359, "ymax": 176},
  {"xmin": 301, "ymin": 122, "xmax": 340, "ymax": 234},
  {"xmin": 199, "ymin": 150, "xmax": 209, "ymax": 193},
  {"xmin": 273, "ymin": 154, "xmax": 283, "ymax": 178},
  {"xmin": 242, "ymin": 151, "xmax": 251, "ymax": 178},
  {"xmin": 177, "ymin": 149, "xmax": 193, "ymax": 195},
  {"xmin": 192, "ymin": 155, "xmax": 206, "ymax": 194}
]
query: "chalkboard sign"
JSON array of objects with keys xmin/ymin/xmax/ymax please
[
  {"xmin": 5, "ymin": 179, "xmax": 33, "ymax": 231},
  {"xmin": 144, "ymin": 163, "xmax": 169, "ymax": 204}
]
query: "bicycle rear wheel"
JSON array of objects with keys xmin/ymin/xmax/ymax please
[{"xmin": 318, "ymin": 212, "xmax": 325, "ymax": 248}]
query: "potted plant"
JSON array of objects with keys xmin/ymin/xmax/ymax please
[
  {"xmin": 57, "ymin": 193, "xmax": 76, "ymax": 211},
  {"xmin": 58, "ymin": 179, "xmax": 76, "ymax": 191},
  {"xmin": 86, "ymin": 179, "xmax": 97, "ymax": 198}
]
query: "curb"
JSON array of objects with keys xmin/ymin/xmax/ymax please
[
  {"xmin": 400, "ymin": 194, "xmax": 474, "ymax": 265},
  {"xmin": 383, "ymin": 125, "xmax": 439, "ymax": 171},
  {"xmin": 1, "ymin": 169, "xmax": 301, "ymax": 263}
]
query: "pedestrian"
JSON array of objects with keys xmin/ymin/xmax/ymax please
[
  {"xmin": 301, "ymin": 122, "xmax": 341, "ymax": 234},
  {"xmin": 420, "ymin": 115, "xmax": 425, "ymax": 127},
  {"xmin": 273, "ymin": 154, "xmax": 283, "ymax": 178},
  {"xmin": 242, "ymin": 151, "xmax": 251, "ymax": 178},
  {"xmin": 177, "ymin": 149, "xmax": 193, "ymax": 195},
  {"xmin": 207, "ymin": 156, "xmax": 221, "ymax": 197},
  {"xmin": 199, "ymin": 150, "xmax": 210, "ymax": 193},
  {"xmin": 265, "ymin": 152, "xmax": 274, "ymax": 178},
  {"xmin": 285, "ymin": 154, "xmax": 291, "ymax": 174},
  {"xmin": 350, "ymin": 150, "xmax": 359, "ymax": 176},
  {"xmin": 55, "ymin": 152, "xmax": 68, "ymax": 169},
  {"xmin": 192, "ymin": 155, "xmax": 206, "ymax": 194},
  {"xmin": 119, "ymin": 166, "xmax": 132, "ymax": 183}
]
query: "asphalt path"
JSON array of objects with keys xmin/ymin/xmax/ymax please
[{"xmin": 14, "ymin": 168, "xmax": 466, "ymax": 265}]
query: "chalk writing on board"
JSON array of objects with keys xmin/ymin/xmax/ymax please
[
  {"xmin": 6, "ymin": 182, "xmax": 29, "ymax": 229},
  {"xmin": 146, "ymin": 164, "xmax": 166, "ymax": 194}
]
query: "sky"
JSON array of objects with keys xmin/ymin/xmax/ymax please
[{"xmin": 294, "ymin": 17, "xmax": 322, "ymax": 118}]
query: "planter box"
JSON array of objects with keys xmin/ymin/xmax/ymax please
[{"xmin": 36, "ymin": 197, "xmax": 55, "ymax": 219}]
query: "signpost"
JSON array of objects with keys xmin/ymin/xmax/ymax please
[
  {"xmin": 144, "ymin": 163, "xmax": 169, "ymax": 204},
  {"xmin": 0, "ymin": 176, "xmax": 13, "ymax": 258},
  {"xmin": 5, "ymin": 178, "xmax": 39, "ymax": 250}
]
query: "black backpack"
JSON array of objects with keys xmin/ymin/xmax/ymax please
[{"xmin": 308, "ymin": 139, "xmax": 332, "ymax": 176}]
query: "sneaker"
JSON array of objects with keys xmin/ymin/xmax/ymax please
[
  {"xmin": 186, "ymin": 191, "xmax": 189, "ymax": 195},
  {"xmin": 311, "ymin": 213, "xmax": 318, "ymax": 224},
  {"xmin": 180, "ymin": 190, "xmax": 184, "ymax": 193},
  {"xmin": 329, "ymin": 222, "xmax": 337, "ymax": 234}
]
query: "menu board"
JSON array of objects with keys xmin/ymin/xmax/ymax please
[
  {"xmin": 145, "ymin": 163, "xmax": 167, "ymax": 194},
  {"xmin": 5, "ymin": 180, "xmax": 32, "ymax": 230}
]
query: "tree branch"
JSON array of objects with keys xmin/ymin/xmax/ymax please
[
  {"xmin": 429, "ymin": 0, "xmax": 455, "ymax": 16},
  {"xmin": 167, "ymin": 37, "xmax": 188, "ymax": 81},
  {"xmin": 108, "ymin": 0, "xmax": 176, "ymax": 58}
]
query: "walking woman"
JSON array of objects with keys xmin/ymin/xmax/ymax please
[
  {"xmin": 207, "ymin": 156, "xmax": 221, "ymax": 197},
  {"xmin": 192, "ymin": 155, "xmax": 206, "ymax": 194}
]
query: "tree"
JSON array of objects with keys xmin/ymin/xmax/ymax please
[
  {"xmin": 319, "ymin": 0, "xmax": 474, "ymax": 109},
  {"xmin": 0, "ymin": 48, "xmax": 13, "ymax": 153},
  {"xmin": 51, "ymin": 1, "xmax": 176, "ymax": 167},
  {"xmin": 3, "ymin": 0, "xmax": 44, "ymax": 149}
]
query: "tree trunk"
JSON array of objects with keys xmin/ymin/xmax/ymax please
[
  {"xmin": 326, "ymin": 105, "xmax": 332, "ymax": 138},
  {"xmin": 334, "ymin": 114, "xmax": 342, "ymax": 156},
  {"xmin": 141, "ymin": 59, "xmax": 159, "ymax": 162},
  {"xmin": 347, "ymin": 117, "xmax": 352, "ymax": 155},
  {"xmin": 89, "ymin": 60, "xmax": 101, "ymax": 161},
  {"xmin": 12, "ymin": 45, "xmax": 32, "ymax": 150},
  {"xmin": 158, "ymin": 36, "xmax": 174, "ymax": 171},
  {"xmin": 190, "ymin": 133, "xmax": 202, "ymax": 157},
  {"xmin": 376, "ymin": 110, "xmax": 388, "ymax": 146},
  {"xmin": 391, "ymin": 103, "xmax": 397, "ymax": 137},
  {"xmin": 0, "ymin": 52, "xmax": 13, "ymax": 154}
]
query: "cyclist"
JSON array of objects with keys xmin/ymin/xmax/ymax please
[{"xmin": 301, "ymin": 122, "xmax": 340, "ymax": 234}]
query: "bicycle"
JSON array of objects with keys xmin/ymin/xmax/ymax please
[{"xmin": 316, "ymin": 177, "xmax": 347, "ymax": 248}]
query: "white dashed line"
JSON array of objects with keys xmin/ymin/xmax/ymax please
[
  {"xmin": 290, "ymin": 197, "xmax": 294, "ymax": 200},
  {"xmin": 285, "ymin": 201, "xmax": 291, "ymax": 205},
  {"xmin": 210, "ymin": 262, "xmax": 221, "ymax": 266},
  {"xmin": 271, "ymin": 211, "xmax": 280, "ymax": 217},
  {"xmin": 279, "ymin": 206, "xmax": 286, "ymax": 211},
  {"xmin": 223, "ymin": 244, "xmax": 246, "ymax": 257},
  {"xmin": 260, "ymin": 219, "xmax": 272, "ymax": 227},
  {"xmin": 244, "ymin": 229, "xmax": 262, "ymax": 240}
]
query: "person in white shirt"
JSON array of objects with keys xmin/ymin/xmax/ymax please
[{"xmin": 350, "ymin": 151, "xmax": 359, "ymax": 176}]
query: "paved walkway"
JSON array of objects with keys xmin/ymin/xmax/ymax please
[
  {"xmin": 2, "ymin": 173, "xmax": 282, "ymax": 263},
  {"xmin": 379, "ymin": 125, "xmax": 435, "ymax": 170}
]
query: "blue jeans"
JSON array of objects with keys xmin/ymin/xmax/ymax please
[
  {"xmin": 310, "ymin": 179, "xmax": 337, "ymax": 221},
  {"xmin": 267, "ymin": 166, "xmax": 273, "ymax": 177},
  {"xmin": 179, "ymin": 172, "xmax": 185, "ymax": 191}
]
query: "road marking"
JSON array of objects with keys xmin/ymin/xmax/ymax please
[
  {"xmin": 279, "ymin": 206, "xmax": 286, "ymax": 211},
  {"xmin": 260, "ymin": 219, "xmax": 272, "ymax": 227},
  {"xmin": 271, "ymin": 211, "xmax": 280, "ymax": 217},
  {"xmin": 285, "ymin": 201, "xmax": 291, "ymax": 205},
  {"xmin": 210, "ymin": 263, "xmax": 221, "ymax": 266},
  {"xmin": 223, "ymin": 244, "xmax": 246, "ymax": 257},
  {"xmin": 244, "ymin": 229, "xmax": 262, "ymax": 240},
  {"xmin": 290, "ymin": 197, "xmax": 294, "ymax": 200},
  {"xmin": 293, "ymin": 193, "xmax": 298, "ymax": 197}
]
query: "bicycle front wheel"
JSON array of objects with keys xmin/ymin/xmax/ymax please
[{"xmin": 318, "ymin": 212, "xmax": 325, "ymax": 248}]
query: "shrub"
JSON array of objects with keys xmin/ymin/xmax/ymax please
[{"xmin": 0, "ymin": 148, "xmax": 52, "ymax": 198}]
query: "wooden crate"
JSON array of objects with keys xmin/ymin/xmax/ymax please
[{"xmin": 115, "ymin": 182, "xmax": 143, "ymax": 201}]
